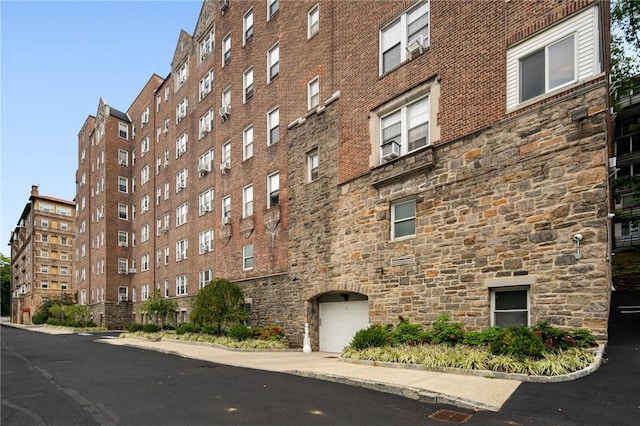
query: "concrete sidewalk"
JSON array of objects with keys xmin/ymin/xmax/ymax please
[
  {"xmin": 3, "ymin": 322, "xmax": 521, "ymax": 411},
  {"xmin": 98, "ymin": 337, "xmax": 521, "ymax": 412}
]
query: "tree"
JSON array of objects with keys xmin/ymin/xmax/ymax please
[
  {"xmin": 137, "ymin": 290, "xmax": 178, "ymax": 329},
  {"xmin": 190, "ymin": 278, "xmax": 248, "ymax": 335},
  {"xmin": 611, "ymin": 0, "xmax": 640, "ymax": 102},
  {"xmin": 1, "ymin": 253, "xmax": 10, "ymax": 316}
]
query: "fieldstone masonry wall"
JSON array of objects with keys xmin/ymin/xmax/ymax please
[{"xmin": 288, "ymin": 84, "xmax": 611, "ymax": 345}]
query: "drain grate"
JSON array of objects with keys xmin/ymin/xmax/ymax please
[{"xmin": 429, "ymin": 409, "xmax": 473, "ymax": 423}]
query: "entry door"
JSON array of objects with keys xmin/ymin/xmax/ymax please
[{"xmin": 319, "ymin": 300, "xmax": 369, "ymax": 352}]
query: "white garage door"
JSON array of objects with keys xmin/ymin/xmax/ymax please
[{"xmin": 319, "ymin": 300, "xmax": 369, "ymax": 352}]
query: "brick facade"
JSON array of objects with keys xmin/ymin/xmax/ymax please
[{"xmin": 74, "ymin": 1, "xmax": 612, "ymax": 346}]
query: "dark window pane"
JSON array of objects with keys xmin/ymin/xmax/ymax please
[
  {"xmin": 495, "ymin": 311, "xmax": 528, "ymax": 327},
  {"xmin": 495, "ymin": 290, "xmax": 527, "ymax": 310},
  {"xmin": 520, "ymin": 49, "xmax": 545, "ymax": 102},
  {"xmin": 383, "ymin": 43, "xmax": 401, "ymax": 73}
]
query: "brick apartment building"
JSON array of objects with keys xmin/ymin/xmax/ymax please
[
  {"xmin": 9, "ymin": 185, "xmax": 76, "ymax": 324},
  {"xmin": 75, "ymin": 0, "xmax": 612, "ymax": 351}
]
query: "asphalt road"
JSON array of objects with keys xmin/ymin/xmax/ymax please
[
  {"xmin": 2, "ymin": 327, "xmax": 459, "ymax": 425},
  {"xmin": 2, "ymin": 291, "xmax": 638, "ymax": 425}
]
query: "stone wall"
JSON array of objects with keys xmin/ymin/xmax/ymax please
[
  {"xmin": 288, "ymin": 83, "xmax": 611, "ymax": 343},
  {"xmin": 88, "ymin": 302, "xmax": 133, "ymax": 330}
]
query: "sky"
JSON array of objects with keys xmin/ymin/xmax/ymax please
[{"xmin": 0, "ymin": 0, "xmax": 204, "ymax": 256}]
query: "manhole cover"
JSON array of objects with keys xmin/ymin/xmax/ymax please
[{"xmin": 429, "ymin": 409, "xmax": 473, "ymax": 423}]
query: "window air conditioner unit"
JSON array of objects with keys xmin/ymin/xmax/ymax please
[
  {"xmin": 119, "ymin": 270, "xmax": 128, "ymax": 275},
  {"xmin": 201, "ymin": 52, "xmax": 208, "ymax": 60},
  {"xmin": 381, "ymin": 140, "xmax": 401, "ymax": 161},
  {"xmin": 222, "ymin": 216, "xmax": 231, "ymax": 225},
  {"xmin": 177, "ymin": 254, "xmax": 185, "ymax": 261},
  {"xmin": 119, "ymin": 159, "xmax": 127, "ymax": 166},
  {"xmin": 118, "ymin": 242, "xmax": 127, "ymax": 247},
  {"xmin": 203, "ymin": 205, "xmax": 212, "ymax": 213},
  {"xmin": 406, "ymin": 35, "xmax": 425, "ymax": 59},
  {"xmin": 119, "ymin": 295, "xmax": 128, "ymax": 302},
  {"xmin": 200, "ymin": 129, "xmax": 209, "ymax": 138},
  {"xmin": 129, "ymin": 268, "xmax": 136, "ymax": 274},
  {"xmin": 162, "ymin": 225, "xmax": 169, "ymax": 233},
  {"xmin": 201, "ymin": 244, "xmax": 210, "ymax": 252},
  {"xmin": 220, "ymin": 161, "xmax": 231, "ymax": 174},
  {"xmin": 177, "ymin": 184, "xmax": 185, "ymax": 192},
  {"xmin": 219, "ymin": 105, "xmax": 231, "ymax": 120},
  {"xmin": 199, "ymin": 162, "xmax": 212, "ymax": 175},
  {"xmin": 220, "ymin": 0, "xmax": 230, "ymax": 13},
  {"xmin": 163, "ymin": 128, "xmax": 168, "ymax": 135},
  {"xmin": 609, "ymin": 157, "xmax": 617, "ymax": 169}
]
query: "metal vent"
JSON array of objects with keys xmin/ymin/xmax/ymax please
[{"xmin": 390, "ymin": 255, "xmax": 415, "ymax": 267}]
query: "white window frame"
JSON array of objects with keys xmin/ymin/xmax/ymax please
[
  {"xmin": 243, "ymin": 125, "xmax": 254, "ymax": 160},
  {"xmin": 490, "ymin": 287, "xmax": 531, "ymax": 327},
  {"xmin": 176, "ymin": 203, "xmax": 188, "ymax": 227},
  {"xmin": 199, "ymin": 229, "xmax": 214, "ymax": 254},
  {"xmin": 176, "ymin": 239, "xmax": 188, "ymax": 261},
  {"xmin": 267, "ymin": 107, "xmax": 280, "ymax": 146},
  {"xmin": 200, "ymin": 31, "xmax": 213, "ymax": 61},
  {"xmin": 267, "ymin": 43, "xmax": 279, "ymax": 83},
  {"xmin": 118, "ymin": 231, "xmax": 129, "ymax": 247},
  {"xmin": 141, "ymin": 195, "xmax": 150, "ymax": 213},
  {"xmin": 199, "ymin": 270, "xmax": 214, "ymax": 289},
  {"xmin": 380, "ymin": 96, "xmax": 430, "ymax": 162},
  {"xmin": 222, "ymin": 33, "xmax": 231, "ymax": 66},
  {"xmin": 243, "ymin": 244, "xmax": 254, "ymax": 271},
  {"xmin": 176, "ymin": 132, "xmax": 188, "ymax": 157},
  {"xmin": 308, "ymin": 76, "xmax": 319, "ymax": 110},
  {"xmin": 119, "ymin": 122, "xmax": 129, "ymax": 139},
  {"xmin": 308, "ymin": 4, "xmax": 319, "ymax": 38},
  {"xmin": 199, "ymin": 69, "xmax": 214, "ymax": 101},
  {"xmin": 141, "ymin": 254, "xmax": 150, "ymax": 272},
  {"xmin": 379, "ymin": 1, "xmax": 430, "ymax": 75},
  {"xmin": 222, "ymin": 195, "xmax": 231, "ymax": 222},
  {"xmin": 243, "ymin": 68, "xmax": 254, "ymax": 103},
  {"xmin": 267, "ymin": 172, "xmax": 280, "ymax": 208},
  {"xmin": 199, "ymin": 188, "xmax": 214, "ymax": 215},
  {"xmin": 176, "ymin": 62, "xmax": 188, "ymax": 87},
  {"xmin": 199, "ymin": 110, "xmax": 214, "ymax": 140},
  {"xmin": 222, "ymin": 142, "xmax": 231, "ymax": 164},
  {"xmin": 243, "ymin": 185, "xmax": 254, "ymax": 218},
  {"xmin": 118, "ymin": 149, "xmax": 129, "ymax": 166},
  {"xmin": 391, "ymin": 199, "xmax": 416, "ymax": 240},
  {"xmin": 267, "ymin": 0, "xmax": 279, "ymax": 20},
  {"xmin": 307, "ymin": 149, "xmax": 319, "ymax": 182},
  {"xmin": 176, "ymin": 97, "xmax": 188, "ymax": 123},
  {"xmin": 141, "ymin": 136, "xmax": 150, "ymax": 156},
  {"xmin": 176, "ymin": 275, "xmax": 188, "ymax": 296},
  {"xmin": 118, "ymin": 204, "xmax": 129, "ymax": 220},
  {"xmin": 243, "ymin": 9, "xmax": 254, "ymax": 45},
  {"xmin": 176, "ymin": 168, "xmax": 188, "ymax": 192}
]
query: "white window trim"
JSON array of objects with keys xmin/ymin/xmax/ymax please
[
  {"xmin": 391, "ymin": 199, "xmax": 416, "ymax": 240},
  {"xmin": 505, "ymin": 5, "xmax": 600, "ymax": 110}
]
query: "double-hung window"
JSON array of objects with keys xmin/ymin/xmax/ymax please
[
  {"xmin": 308, "ymin": 4, "xmax": 319, "ymax": 38},
  {"xmin": 491, "ymin": 287, "xmax": 530, "ymax": 327},
  {"xmin": 243, "ymin": 68, "xmax": 254, "ymax": 103},
  {"xmin": 267, "ymin": 0, "xmax": 279, "ymax": 20},
  {"xmin": 200, "ymin": 31, "xmax": 213, "ymax": 61},
  {"xmin": 176, "ymin": 239, "xmax": 188, "ymax": 261},
  {"xmin": 308, "ymin": 76, "xmax": 319, "ymax": 109},
  {"xmin": 118, "ymin": 204, "xmax": 129, "ymax": 220},
  {"xmin": 199, "ymin": 188, "xmax": 214, "ymax": 215},
  {"xmin": 199, "ymin": 110, "xmax": 214, "ymax": 138},
  {"xmin": 380, "ymin": 1, "xmax": 429, "ymax": 74},
  {"xmin": 380, "ymin": 96, "xmax": 429, "ymax": 161},
  {"xmin": 391, "ymin": 199, "xmax": 416, "ymax": 239},
  {"xmin": 267, "ymin": 108, "xmax": 280, "ymax": 145},
  {"xmin": 176, "ymin": 168, "xmax": 188, "ymax": 192},
  {"xmin": 118, "ymin": 177, "xmax": 128, "ymax": 193},
  {"xmin": 176, "ymin": 203, "xmax": 188, "ymax": 227},
  {"xmin": 176, "ymin": 132, "xmax": 188, "ymax": 157},
  {"xmin": 199, "ymin": 229, "xmax": 214, "ymax": 254},
  {"xmin": 243, "ymin": 125, "xmax": 254, "ymax": 160},
  {"xmin": 141, "ymin": 254, "xmax": 150, "ymax": 271},
  {"xmin": 267, "ymin": 172, "xmax": 280, "ymax": 208},
  {"xmin": 268, "ymin": 44, "xmax": 279, "ymax": 82},
  {"xmin": 176, "ymin": 62, "xmax": 188, "ymax": 87},
  {"xmin": 243, "ymin": 185, "xmax": 254, "ymax": 218},
  {"xmin": 222, "ymin": 196, "xmax": 231, "ymax": 222},
  {"xmin": 176, "ymin": 275, "xmax": 188, "ymax": 295},
  {"xmin": 176, "ymin": 97, "xmax": 188, "ymax": 123},
  {"xmin": 222, "ymin": 34, "xmax": 231, "ymax": 66},
  {"xmin": 243, "ymin": 9, "xmax": 254, "ymax": 44},
  {"xmin": 118, "ymin": 149, "xmax": 129, "ymax": 166},
  {"xmin": 199, "ymin": 69, "xmax": 214, "ymax": 101},
  {"xmin": 119, "ymin": 123, "xmax": 129, "ymax": 139},
  {"xmin": 141, "ymin": 136, "xmax": 149, "ymax": 156},
  {"xmin": 199, "ymin": 270, "xmax": 213, "ymax": 289},
  {"xmin": 243, "ymin": 244, "xmax": 254, "ymax": 270},
  {"xmin": 307, "ymin": 149, "xmax": 319, "ymax": 182}
]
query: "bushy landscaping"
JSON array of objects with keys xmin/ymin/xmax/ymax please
[
  {"xmin": 342, "ymin": 316, "xmax": 599, "ymax": 376},
  {"xmin": 32, "ymin": 299, "xmax": 96, "ymax": 328},
  {"xmin": 121, "ymin": 322, "xmax": 288, "ymax": 350}
]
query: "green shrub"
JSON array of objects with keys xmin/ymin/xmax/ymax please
[
  {"xmin": 391, "ymin": 316, "xmax": 431, "ymax": 345},
  {"xmin": 200, "ymin": 325, "xmax": 218, "ymax": 335},
  {"xmin": 228, "ymin": 324, "xmax": 253, "ymax": 341},
  {"xmin": 569, "ymin": 329, "xmax": 597, "ymax": 348},
  {"xmin": 176, "ymin": 323, "xmax": 199, "ymax": 335},
  {"xmin": 532, "ymin": 321, "xmax": 571, "ymax": 351},
  {"xmin": 350, "ymin": 324, "xmax": 391, "ymax": 350},
  {"xmin": 46, "ymin": 318, "xmax": 61, "ymax": 326},
  {"xmin": 32, "ymin": 313, "xmax": 48, "ymax": 325},
  {"xmin": 128, "ymin": 323, "xmax": 144, "ymax": 332},
  {"xmin": 431, "ymin": 315, "xmax": 464, "ymax": 346},
  {"xmin": 490, "ymin": 326, "xmax": 545, "ymax": 360},
  {"xmin": 464, "ymin": 326, "xmax": 503, "ymax": 346},
  {"xmin": 142, "ymin": 324, "xmax": 161, "ymax": 333}
]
